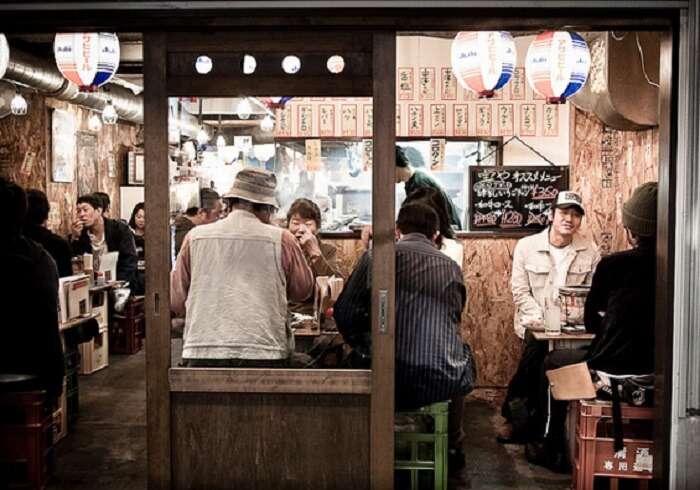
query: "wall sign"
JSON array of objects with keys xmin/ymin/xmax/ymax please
[
  {"xmin": 441, "ymin": 68, "xmax": 458, "ymax": 100},
  {"xmin": 408, "ymin": 105, "xmax": 424, "ymax": 137},
  {"xmin": 498, "ymin": 104, "xmax": 515, "ymax": 136},
  {"xmin": 319, "ymin": 105, "xmax": 335, "ymax": 137},
  {"xmin": 430, "ymin": 104, "xmax": 446, "ymax": 137},
  {"xmin": 51, "ymin": 109, "xmax": 76, "ymax": 183},
  {"xmin": 454, "ymin": 105, "xmax": 469, "ymax": 136},
  {"xmin": 469, "ymin": 165, "xmax": 569, "ymax": 232},
  {"xmin": 476, "ymin": 104, "xmax": 492, "ymax": 136},
  {"xmin": 341, "ymin": 104, "xmax": 357, "ymax": 137},
  {"xmin": 298, "ymin": 104, "xmax": 313, "ymax": 137},
  {"xmin": 363, "ymin": 105, "xmax": 373, "ymax": 137},
  {"xmin": 398, "ymin": 67, "xmax": 414, "ymax": 100},
  {"xmin": 419, "ymin": 67, "xmax": 436, "ymax": 101}
]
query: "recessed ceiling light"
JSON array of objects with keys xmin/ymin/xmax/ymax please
[
  {"xmin": 282, "ymin": 55, "xmax": 301, "ymax": 74},
  {"xmin": 195, "ymin": 55, "xmax": 213, "ymax": 74}
]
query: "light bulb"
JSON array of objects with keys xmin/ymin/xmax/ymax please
[
  {"xmin": 326, "ymin": 55, "xmax": 345, "ymax": 74},
  {"xmin": 195, "ymin": 55, "xmax": 213, "ymax": 74},
  {"xmin": 236, "ymin": 98, "xmax": 252, "ymax": 120},
  {"xmin": 216, "ymin": 134, "xmax": 226, "ymax": 148},
  {"xmin": 102, "ymin": 100, "xmax": 118, "ymax": 125},
  {"xmin": 282, "ymin": 55, "xmax": 301, "ymax": 74},
  {"xmin": 196, "ymin": 127, "xmax": 209, "ymax": 145},
  {"xmin": 242, "ymin": 55, "xmax": 256, "ymax": 75},
  {"xmin": 260, "ymin": 115, "xmax": 274, "ymax": 132},
  {"xmin": 88, "ymin": 113, "xmax": 102, "ymax": 131},
  {"xmin": 10, "ymin": 91, "xmax": 28, "ymax": 116}
]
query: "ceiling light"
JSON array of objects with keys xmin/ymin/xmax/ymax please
[
  {"xmin": 236, "ymin": 98, "xmax": 252, "ymax": 120},
  {"xmin": 326, "ymin": 55, "xmax": 345, "ymax": 74},
  {"xmin": 196, "ymin": 126, "xmax": 210, "ymax": 145},
  {"xmin": 10, "ymin": 89, "xmax": 28, "ymax": 116},
  {"xmin": 282, "ymin": 55, "xmax": 301, "ymax": 74},
  {"xmin": 260, "ymin": 115, "xmax": 274, "ymax": 132},
  {"xmin": 88, "ymin": 113, "xmax": 102, "ymax": 131},
  {"xmin": 216, "ymin": 134, "xmax": 226, "ymax": 148},
  {"xmin": 102, "ymin": 99, "xmax": 118, "ymax": 124},
  {"xmin": 242, "ymin": 55, "xmax": 256, "ymax": 75},
  {"xmin": 195, "ymin": 55, "xmax": 213, "ymax": 75}
]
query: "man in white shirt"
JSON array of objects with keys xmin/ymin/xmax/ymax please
[{"xmin": 498, "ymin": 190, "xmax": 600, "ymax": 443}]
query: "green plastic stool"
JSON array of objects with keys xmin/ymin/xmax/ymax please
[{"xmin": 394, "ymin": 400, "xmax": 449, "ymax": 490}]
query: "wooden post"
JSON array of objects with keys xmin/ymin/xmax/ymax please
[
  {"xmin": 371, "ymin": 31, "xmax": 396, "ymax": 490},
  {"xmin": 143, "ymin": 32, "xmax": 171, "ymax": 490}
]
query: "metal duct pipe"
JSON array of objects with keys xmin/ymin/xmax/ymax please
[{"xmin": 3, "ymin": 45, "xmax": 143, "ymax": 123}]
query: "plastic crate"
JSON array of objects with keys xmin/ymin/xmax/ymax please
[
  {"xmin": 394, "ymin": 401, "xmax": 449, "ymax": 490},
  {"xmin": 52, "ymin": 381, "xmax": 68, "ymax": 445},
  {"xmin": 78, "ymin": 328, "xmax": 109, "ymax": 374},
  {"xmin": 573, "ymin": 400, "xmax": 654, "ymax": 490},
  {"xmin": 110, "ymin": 304, "xmax": 144, "ymax": 355}
]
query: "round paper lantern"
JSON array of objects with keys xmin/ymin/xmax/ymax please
[
  {"xmin": 525, "ymin": 31, "xmax": 591, "ymax": 104},
  {"xmin": 451, "ymin": 31, "xmax": 516, "ymax": 98},
  {"xmin": 54, "ymin": 33, "xmax": 120, "ymax": 92}
]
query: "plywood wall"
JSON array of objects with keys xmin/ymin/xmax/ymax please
[
  {"xmin": 0, "ymin": 94, "xmax": 140, "ymax": 237},
  {"xmin": 326, "ymin": 108, "xmax": 659, "ymax": 388}
]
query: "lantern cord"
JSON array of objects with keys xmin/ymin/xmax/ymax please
[
  {"xmin": 477, "ymin": 135, "xmax": 557, "ymax": 167},
  {"xmin": 636, "ymin": 33, "xmax": 660, "ymax": 89}
]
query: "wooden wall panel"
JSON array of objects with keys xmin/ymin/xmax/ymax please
[
  {"xmin": 171, "ymin": 393, "xmax": 370, "ymax": 490},
  {"xmin": 0, "ymin": 94, "xmax": 139, "ymax": 238}
]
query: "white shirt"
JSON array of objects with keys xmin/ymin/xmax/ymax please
[
  {"xmin": 441, "ymin": 237, "xmax": 464, "ymax": 270},
  {"xmin": 549, "ymin": 242, "xmax": 574, "ymax": 298}
]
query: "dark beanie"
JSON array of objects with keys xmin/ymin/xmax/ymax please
[{"xmin": 622, "ymin": 182, "xmax": 657, "ymax": 237}]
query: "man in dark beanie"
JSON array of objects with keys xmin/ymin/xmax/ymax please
[
  {"xmin": 0, "ymin": 178, "xmax": 64, "ymax": 406},
  {"xmin": 530, "ymin": 182, "xmax": 658, "ymax": 472}
]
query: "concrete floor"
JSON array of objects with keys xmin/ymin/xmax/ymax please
[{"xmin": 47, "ymin": 349, "xmax": 570, "ymax": 490}]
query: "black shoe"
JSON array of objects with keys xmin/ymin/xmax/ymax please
[{"xmin": 525, "ymin": 440, "xmax": 570, "ymax": 474}]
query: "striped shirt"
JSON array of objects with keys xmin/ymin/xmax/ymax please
[{"xmin": 334, "ymin": 233, "xmax": 475, "ymax": 409}]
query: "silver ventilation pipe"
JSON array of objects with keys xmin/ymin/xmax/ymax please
[{"xmin": 3, "ymin": 45, "xmax": 143, "ymax": 123}]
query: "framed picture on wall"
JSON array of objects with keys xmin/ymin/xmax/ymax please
[{"xmin": 51, "ymin": 109, "xmax": 76, "ymax": 183}]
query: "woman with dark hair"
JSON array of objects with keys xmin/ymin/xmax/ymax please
[
  {"xmin": 129, "ymin": 202, "xmax": 145, "ymax": 260},
  {"xmin": 404, "ymin": 187, "xmax": 464, "ymax": 268},
  {"xmin": 24, "ymin": 188, "xmax": 73, "ymax": 277}
]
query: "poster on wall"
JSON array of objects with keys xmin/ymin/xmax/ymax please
[
  {"xmin": 341, "ymin": 104, "xmax": 357, "ymax": 137},
  {"xmin": 498, "ymin": 104, "xmax": 515, "ymax": 136},
  {"xmin": 408, "ymin": 105, "xmax": 424, "ymax": 137},
  {"xmin": 510, "ymin": 67, "xmax": 526, "ymax": 100},
  {"xmin": 520, "ymin": 104, "xmax": 537, "ymax": 136},
  {"xmin": 274, "ymin": 106, "xmax": 292, "ymax": 137},
  {"xmin": 107, "ymin": 154, "xmax": 117, "ymax": 178},
  {"xmin": 363, "ymin": 105, "xmax": 373, "ymax": 137},
  {"xmin": 430, "ymin": 104, "xmax": 446, "ymax": 137},
  {"xmin": 319, "ymin": 105, "xmax": 335, "ymax": 137},
  {"xmin": 77, "ymin": 132, "xmax": 98, "ymax": 197},
  {"xmin": 476, "ymin": 104, "xmax": 492, "ymax": 136},
  {"xmin": 51, "ymin": 109, "xmax": 76, "ymax": 183},
  {"xmin": 543, "ymin": 105, "xmax": 559, "ymax": 137},
  {"xmin": 398, "ymin": 67, "xmax": 414, "ymax": 100},
  {"xmin": 454, "ymin": 105, "xmax": 469, "ymax": 136},
  {"xmin": 20, "ymin": 151, "xmax": 36, "ymax": 176},
  {"xmin": 298, "ymin": 105, "xmax": 313, "ymax": 137},
  {"xmin": 419, "ymin": 67, "xmax": 435, "ymax": 101},
  {"xmin": 441, "ymin": 68, "xmax": 457, "ymax": 100}
]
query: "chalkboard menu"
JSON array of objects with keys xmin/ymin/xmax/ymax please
[{"xmin": 469, "ymin": 166, "xmax": 569, "ymax": 232}]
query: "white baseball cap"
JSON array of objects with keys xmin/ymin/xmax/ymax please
[{"xmin": 553, "ymin": 190, "xmax": 585, "ymax": 215}]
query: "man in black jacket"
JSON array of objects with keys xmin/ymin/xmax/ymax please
[
  {"xmin": 71, "ymin": 193, "xmax": 141, "ymax": 293},
  {"xmin": 529, "ymin": 182, "xmax": 658, "ymax": 472},
  {"xmin": 24, "ymin": 189, "xmax": 74, "ymax": 278},
  {"xmin": 0, "ymin": 178, "xmax": 64, "ymax": 406}
]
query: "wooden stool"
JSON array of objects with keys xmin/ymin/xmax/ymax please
[
  {"xmin": 395, "ymin": 401, "xmax": 449, "ymax": 490},
  {"xmin": 0, "ymin": 374, "xmax": 54, "ymax": 490},
  {"xmin": 573, "ymin": 399, "xmax": 654, "ymax": 490}
]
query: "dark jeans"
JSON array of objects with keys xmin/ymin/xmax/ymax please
[
  {"xmin": 540, "ymin": 349, "xmax": 588, "ymax": 452},
  {"xmin": 501, "ymin": 330, "xmax": 549, "ymax": 436}
]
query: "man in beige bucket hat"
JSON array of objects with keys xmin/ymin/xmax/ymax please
[{"xmin": 171, "ymin": 168, "xmax": 314, "ymax": 367}]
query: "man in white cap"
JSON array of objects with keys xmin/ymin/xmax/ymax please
[
  {"xmin": 171, "ymin": 168, "xmax": 314, "ymax": 367},
  {"xmin": 497, "ymin": 190, "xmax": 599, "ymax": 444}
]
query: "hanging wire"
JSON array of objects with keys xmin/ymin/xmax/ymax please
[
  {"xmin": 477, "ymin": 135, "xmax": 557, "ymax": 167},
  {"xmin": 636, "ymin": 33, "xmax": 661, "ymax": 89}
]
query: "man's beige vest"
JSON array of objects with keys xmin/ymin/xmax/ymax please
[{"xmin": 182, "ymin": 210, "xmax": 292, "ymax": 360}]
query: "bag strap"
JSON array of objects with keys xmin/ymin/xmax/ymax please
[{"xmin": 611, "ymin": 377, "xmax": 625, "ymax": 452}]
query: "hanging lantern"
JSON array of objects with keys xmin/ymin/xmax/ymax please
[
  {"xmin": 451, "ymin": 31, "xmax": 516, "ymax": 98},
  {"xmin": 54, "ymin": 33, "xmax": 120, "ymax": 92},
  {"xmin": 260, "ymin": 115, "xmax": 274, "ymax": 132},
  {"xmin": 236, "ymin": 98, "xmax": 252, "ymax": 120},
  {"xmin": 101, "ymin": 99, "xmax": 118, "ymax": 125},
  {"xmin": 88, "ymin": 112, "xmax": 102, "ymax": 131},
  {"xmin": 0, "ymin": 34, "xmax": 9, "ymax": 80},
  {"xmin": 525, "ymin": 31, "xmax": 591, "ymax": 104},
  {"xmin": 10, "ymin": 89, "xmax": 28, "ymax": 116}
]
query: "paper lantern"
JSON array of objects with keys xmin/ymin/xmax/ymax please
[
  {"xmin": 0, "ymin": 34, "xmax": 9, "ymax": 80},
  {"xmin": 54, "ymin": 33, "xmax": 120, "ymax": 92},
  {"xmin": 451, "ymin": 31, "xmax": 516, "ymax": 98},
  {"xmin": 525, "ymin": 31, "xmax": 591, "ymax": 104}
]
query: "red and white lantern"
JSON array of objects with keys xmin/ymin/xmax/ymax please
[
  {"xmin": 450, "ymin": 31, "xmax": 517, "ymax": 98},
  {"xmin": 525, "ymin": 31, "xmax": 591, "ymax": 104},
  {"xmin": 54, "ymin": 33, "xmax": 120, "ymax": 92}
]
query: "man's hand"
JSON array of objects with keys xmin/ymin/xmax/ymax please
[
  {"xmin": 296, "ymin": 225, "xmax": 322, "ymax": 258},
  {"xmin": 71, "ymin": 218, "xmax": 84, "ymax": 240},
  {"xmin": 525, "ymin": 319, "xmax": 545, "ymax": 331}
]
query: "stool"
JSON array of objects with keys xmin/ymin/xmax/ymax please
[
  {"xmin": 395, "ymin": 401, "xmax": 449, "ymax": 490},
  {"xmin": 0, "ymin": 374, "xmax": 54, "ymax": 490},
  {"xmin": 110, "ymin": 296, "xmax": 145, "ymax": 355},
  {"xmin": 573, "ymin": 399, "xmax": 654, "ymax": 490}
]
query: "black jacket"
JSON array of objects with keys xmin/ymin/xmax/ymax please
[
  {"xmin": 24, "ymin": 224, "xmax": 74, "ymax": 278},
  {"xmin": 0, "ymin": 237, "xmax": 65, "ymax": 403},
  {"xmin": 72, "ymin": 218, "xmax": 141, "ymax": 293},
  {"xmin": 584, "ymin": 245, "xmax": 655, "ymax": 374}
]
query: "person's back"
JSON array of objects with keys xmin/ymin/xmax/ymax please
[
  {"xmin": 182, "ymin": 210, "xmax": 289, "ymax": 360},
  {"xmin": 24, "ymin": 189, "xmax": 73, "ymax": 277},
  {"xmin": 394, "ymin": 233, "xmax": 472, "ymax": 409}
]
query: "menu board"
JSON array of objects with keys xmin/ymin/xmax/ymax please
[{"xmin": 469, "ymin": 166, "xmax": 569, "ymax": 232}]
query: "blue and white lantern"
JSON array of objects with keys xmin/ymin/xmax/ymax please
[
  {"xmin": 451, "ymin": 31, "xmax": 516, "ymax": 98},
  {"xmin": 54, "ymin": 33, "xmax": 120, "ymax": 92}
]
